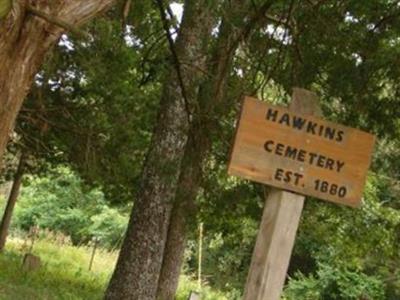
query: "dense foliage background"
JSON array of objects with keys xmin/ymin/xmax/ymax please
[{"xmin": 1, "ymin": 0, "xmax": 400, "ymax": 299}]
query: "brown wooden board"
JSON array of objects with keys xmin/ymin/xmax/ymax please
[{"xmin": 228, "ymin": 96, "xmax": 376, "ymax": 207}]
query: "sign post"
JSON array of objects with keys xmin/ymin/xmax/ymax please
[{"xmin": 228, "ymin": 88, "xmax": 375, "ymax": 300}]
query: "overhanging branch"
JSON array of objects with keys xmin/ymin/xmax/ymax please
[{"xmin": 26, "ymin": 5, "xmax": 88, "ymax": 39}]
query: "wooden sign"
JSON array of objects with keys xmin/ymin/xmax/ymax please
[{"xmin": 228, "ymin": 96, "xmax": 376, "ymax": 207}]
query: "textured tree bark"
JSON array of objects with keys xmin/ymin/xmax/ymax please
[
  {"xmin": 0, "ymin": 0, "xmax": 11, "ymax": 19},
  {"xmin": 0, "ymin": 0, "xmax": 115, "ymax": 166},
  {"xmin": 155, "ymin": 201, "xmax": 192, "ymax": 300},
  {"xmin": 155, "ymin": 1, "xmax": 274, "ymax": 298},
  {"xmin": 156, "ymin": 135, "xmax": 203, "ymax": 300},
  {"xmin": 104, "ymin": 1, "xmax": 216, "ymax": 299},
  {"xmin": 0, "ymin": 152, "xmax": 26, "ymax": 250},
  {"xmin": 156, "ymin": 8, "xmax": 248, "ymax": 300}
]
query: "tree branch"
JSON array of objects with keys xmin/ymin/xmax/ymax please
[
  {"xmin": 122, "ymin": 0, "xmax": 132, "ymax": 28},
  {"xmin": 26, "ymin": 5, "xmax": 88, "ymax": 39},
  {"xmin": 155, "ymin": 0, "xmax": 192, "ymax": 122}
]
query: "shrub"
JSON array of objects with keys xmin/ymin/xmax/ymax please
[{"xmin": 13, "ymin": 166, "xmax": 128, "ymax": 248}]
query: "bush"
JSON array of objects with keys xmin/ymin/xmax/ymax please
[
  {"xmin": 88, "ymin": 206, "xmax": 127, "ymax": 249},
  {"xmin": 284, "ymin": 264, "xmax": 385, "ymax": 300},
  {"xmin": 13, "ymin": 166, "xmax": 128, "ymax": 248}
]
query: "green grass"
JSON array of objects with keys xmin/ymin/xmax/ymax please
[
  {"xmin": 176, "ymin": 276, "xmax": 240, "ymax": 300},
  {"xmin": 0, "ymin": 237, "xmax": 230, "ymax": 300},
  {"xmin": 0, "ymin": 237, "xmax": 115, "ymax": 300}
]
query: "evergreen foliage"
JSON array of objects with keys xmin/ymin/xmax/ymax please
[
  {"xmin": 1, "ymin": 0, "xmax": 400, "ymax": 298},
  {"xmin": 12, "ymin": 167, "xmax": 128, "ymax": 249}
]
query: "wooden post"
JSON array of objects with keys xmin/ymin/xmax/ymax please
[
  {"xmin": 198, "ymin": 222, "xmax": 203, "ymax": 289},
  {"xmin": 89, "ymin": 237, "xmax": 99, "ymax": 271},
  {"xmin": 28, "ymin": 225, "xmax": 39, "ymax": 253},
  {"xmin": 243, "ymin": 88, "xmax": 322, "ymax": 300}
]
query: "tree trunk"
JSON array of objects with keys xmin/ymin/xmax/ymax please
[
  {"xmin": 105, "ymin": 1, "xmax": 216, "ymax": 299},
  {"xmin": 156, "ymin": 135, "xmax": 203, "ymax": 300},
  {"xmin": 0, "ymin": 152, "xmax": 26, "ymax": 250},
  {"xmin": 155, "ymin": 1, "xmax": 274, "ymax": 298},
  {"xmin": 155, "ymin": 40, "xmax": 236, "ymax": 300},
  {"xmin": 0, "ymin": 0, "xmax": 115, "ymax": 166},
  {"xmin": 155, "ymin": 202, "xmax": 191, "ymax": 300}
]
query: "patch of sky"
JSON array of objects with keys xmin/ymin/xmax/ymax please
[
  {"xmin": 58, "ymin": 34, "xmax": 74, "ymax": 51},
  {"xmin": 264, "ymin": 24, "xmax": 292, "ymax": 45}
]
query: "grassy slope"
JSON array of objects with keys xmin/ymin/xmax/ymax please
[
  {"xmin": 0, "ymin": 195, "xmax": 230, "ymax": 299},
  {"xmin": 0, "ymin": 238, "xmax": 115, "ymax": 300},
  {"xmin": 0, "ymin": 238, "xmax": 230, "ymax": 300}
]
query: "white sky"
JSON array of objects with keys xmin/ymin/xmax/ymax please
[
  {"xmin": 59, "ymin": 3, "xmax": 184, "ymax": 48},
  {"xmin": 170, "ymin": 2, "xmax": 183, "ymax": 24}
]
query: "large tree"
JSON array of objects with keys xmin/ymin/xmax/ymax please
[
  {"xmin": 156, "ymin": 1, "xmax": 274, "ymax": 298},
  {"xmin": 0, "ymin": 0, "xmax": 115, "ymax": 166},
  {"xmin": 105, "ymin": 0, "xmax": 279, "ymax": 298},
  {"xmin": 105, "ymin": 1, "xmax": 218, "ymax": 298}
]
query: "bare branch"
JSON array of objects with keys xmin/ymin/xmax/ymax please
[{"xmin": 122, "ymin": 0, "xmax": 132, "ymax": 28}]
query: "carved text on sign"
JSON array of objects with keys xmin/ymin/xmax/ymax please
[{"xmin": 228, "ymin": 97, "xmax": 376, "ymax": 207}]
